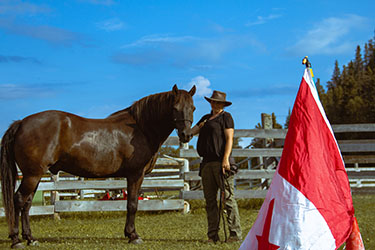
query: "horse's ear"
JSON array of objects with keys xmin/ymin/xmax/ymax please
[
  {"xmin": 189, "ymin": 85, "xmax": 196, "ymax": 96},
  {"xmin": 172, "ymin": 84, "xmax": 179, "ymax": 95}
]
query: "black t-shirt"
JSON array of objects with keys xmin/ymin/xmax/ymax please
[{"xmin": 196, "ymin": 111, "xmax": 234, "ymax": 162}]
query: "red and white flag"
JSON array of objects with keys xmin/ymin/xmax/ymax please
[{"xmin": 239, "ymin": 68, "xmax": 364, "ymax": 249}]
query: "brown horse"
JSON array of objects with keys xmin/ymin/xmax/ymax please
[{"xmin": 1, "ymin": 84, "xmax": 196, "ymax": 248}]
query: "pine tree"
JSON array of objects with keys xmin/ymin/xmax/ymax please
[
  {"xmin": 315, "ymin": 78, "xmax": 326, "ymax": 105},
  {"xmin": 284, "ymin": 108, "xmax": 291, "ymax": 129},
  {"xmin": 354, "ymin": 45, "xmax": 364, "ymax": 76},
  {"xmin": 325, "ymin": 61, "xmax": 344, "ymax": 123},
  {"xmin": 362, "ymin": 36, "xmax": 375, "ymax": 122},
  {"xmin": 327, "ymin": 60, "xmax": 341, "ymax": 89},
  {"xmin": 321, "ymin": 34, "xmax": 375, "ymax": 124},
  {"xmin": 364, "ymin": 36, "xmax": 375, "ymax": 70},
  {"xmin": 271, "ymin": 113, "xmax": 282, "ymax": 129}
]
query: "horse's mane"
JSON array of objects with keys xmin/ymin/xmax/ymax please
[{"xmin": 108, "ymin": 91, "xmax": 174, "ymax": 128}]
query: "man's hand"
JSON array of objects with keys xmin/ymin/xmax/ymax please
[{"xmin": 222, "ymin": 158, "xmax": 230, "ymax": 175}]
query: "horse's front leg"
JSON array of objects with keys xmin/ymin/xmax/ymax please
[{"xmin": 124, "ymin": 174, "xmax": 144, "ymax": 244}]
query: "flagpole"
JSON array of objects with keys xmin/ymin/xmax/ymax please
[{"xmin": 301, "ymin": 56, "xmax": 321, "ymax": 102}]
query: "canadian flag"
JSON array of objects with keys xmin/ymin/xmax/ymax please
[{"xmin": 239, "ymin": 68, "xmax": 365, "ymax": 249}]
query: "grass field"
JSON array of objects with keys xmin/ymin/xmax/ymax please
[{"xmin": 0, "ymin": 195, "xmax": 373, "ymax": 249}]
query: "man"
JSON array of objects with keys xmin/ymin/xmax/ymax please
[{"xmin": 191, "ymin": 90, "xmax": 242, "ymax": 243}]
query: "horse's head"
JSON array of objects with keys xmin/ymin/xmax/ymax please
[{"xmin": 172, "ymin": 84, "xmax": 196, "ymax": 143}]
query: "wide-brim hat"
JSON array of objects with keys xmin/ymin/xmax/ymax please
[{"xmin": 204, "ymin": 90, "xmax": 232, "ymax": 107}]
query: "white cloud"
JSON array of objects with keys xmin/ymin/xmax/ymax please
[
  {"xmin": 96, "ymin": 18, "xmax": 124, "ymax": 32},
  {"xmin": 121, "ymin": 34, "xmax": 198, "ymax": 48},
  {"xmin": 0, "ymin": 19, "xmax": 85, "ymax": 46},
  {"xmin": 0, "ymin": 83, "xmax": 55, "ymax": 99},
  {"xmin": 211, "ymin": 23, "xmax": 234, "ymax": 33},
  {"xmin": 115, "ymin": 34, "xmax": 266, "ymax": 68},
  {"xmin": 78, "ymin": 0, "xmax": 115, "ymax": 5},
  {"xmin": 0, "ymin": 0, "xmax": 51, "ymax": 15},
  {"xmin": 246, "ymin": 14, "xmax": 282, "ymax": 26},
  {"xmin": 288, "ymin": 15, "xmax": 368, "ymax": 55},
  {"xmin": 186, "ymin": 76, "xmax": 212, "ymax": 97}
]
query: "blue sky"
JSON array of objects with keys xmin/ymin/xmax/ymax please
[{"xmin": 1, "ymin": 0, "xmax": 374, "ymax": 142}]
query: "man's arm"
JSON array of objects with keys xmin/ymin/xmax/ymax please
[
  {"xmin": 191, "ymin": 125, "xmax": 200, "ymax": 136},
  {"xmin": 222, "ymin": 128, "xmax": 234, "ymax": 174},
  {"xmin": 191, "ymin": 119, "xmax": 207, "ymax": 136}
]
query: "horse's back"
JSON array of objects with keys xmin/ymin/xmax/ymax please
[
  {"xmin": 15, "ymin": 109, "xmax": 121, "ymax": 145},
  {"xmin": 13, "ymin": 109, "xmax": 151, "ymax": 178},
  {"xmin": 16, "ymin": 110, "xmax": 77, "ymax": 145}
]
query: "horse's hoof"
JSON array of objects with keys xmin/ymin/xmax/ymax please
[
  {"xmin": 28, "ymin": 240, "xmax": 40, "ymax": 246},
  {"xmin": 129, "ymin": 238, "xmax": 143, "ymax": 244},
  {"xmin": 11, "ymin": 242, "xmax": 25, "ymax": 249}
]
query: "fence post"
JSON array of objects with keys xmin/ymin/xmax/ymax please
[
  {"xmin": 181, "ymin": 159, "xmax": 189, "ymax": 174},
  {"xmin": 261, "ymin": 113, "xmax": 273, "ymax": 189},
  {"xmin": 51, "ymin": 173, "xmax": 61, "ymax": 220},
  {"xmin": 51, "ymin": 173, "xmax": 59, "ymax": 204},
  {"xmin": 179, "ymin": 142, "xmax": 189, "ymax": 150},
  {"xmin": 354, "ymin": 163, "xmax": 361, "ymax": 188},
  {"xmin": 261, "ymin": 113, "xmax": 273, "ymax": 145},
  {"xmin": 79, "ymin": 177, "xmax": 85, "ymax": 199}
]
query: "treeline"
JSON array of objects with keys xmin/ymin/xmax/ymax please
[{"xmin": 316, "ymin": 35, "xmax": 375, "ymax": 124}]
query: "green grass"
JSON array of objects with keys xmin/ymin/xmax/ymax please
[
  {"xmin": 0, "ymin": 195, "xmax": 373, "ymax": 249},
  {"xmin": 351, "ymin": 195, "xmax": 374, "ymax": 248}
]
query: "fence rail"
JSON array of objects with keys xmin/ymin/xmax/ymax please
[
  {"xmin": 181, "ymin": 168, "xmax": 375, "ymax": 199},
  {"xmin": 36, "ymin": 179, "xmax": 184, "ymax": 191}
]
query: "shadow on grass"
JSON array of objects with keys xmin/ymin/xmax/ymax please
[
  {"xmin": 0, "ymin": 236, "xmax": 124, "ymax": 245},
  {"xmin": 142, "ymin": 238, "xmax": 206, "ymax": 243},
  {"xmin": 0, "ymin": 237, "xmax": 243, "ymax": 249},
  {"xmin": 0, "ymin": 236, "xmax": 209, "ymax": 245}
]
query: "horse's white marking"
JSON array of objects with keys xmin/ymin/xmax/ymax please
[
  {"xmin": 72, "ymin": 129, "xmax": 131, "ymax": 159},
  {"xmin": 65, "ymin": 117, "xmax": 72, "ymax": 128}
]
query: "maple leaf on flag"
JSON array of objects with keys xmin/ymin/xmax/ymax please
[{"xmin": 255, "ymin": 199, "xmax": 279, "ymax": 250}]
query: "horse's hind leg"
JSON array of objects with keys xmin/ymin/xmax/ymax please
[
  {"xmin": 21, "ymin": 188, "xmax": 39, "ymax": 246},
  {"xmin": 9, "ymin": 204, "xmax": 22, "ymax": 248},
  {"xmin": 10, "ymin": 192, "xmax": 23, "ymax": 248},
  {"xmin": 12, "ymin": 175, "xmax": 41, "ymax": 248}
]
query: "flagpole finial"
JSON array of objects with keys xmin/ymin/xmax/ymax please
[
  {"xmin": 302, "ymin": 56, "xmax": 311, "ymax": 68},
  {"xmin": 302, "ymin": 56, "xmax": 314, "ymax": 77}
]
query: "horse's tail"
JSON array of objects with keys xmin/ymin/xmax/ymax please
[{"xmin": 1, "ymin": 120, "xmax": 22, "ymax": 235}]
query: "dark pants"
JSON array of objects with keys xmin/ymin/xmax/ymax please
[{"xmin": 201, "ymin": 161, "xmax": 242, "ymax": 239}]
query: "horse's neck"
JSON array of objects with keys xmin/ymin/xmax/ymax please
[
  {"xmin": 134, "ymin": 94, "xmax": 175, "ymax": 152},
  {"xmin": 142, "ymin": 114, "xmax": 174, "ymax": 151}
]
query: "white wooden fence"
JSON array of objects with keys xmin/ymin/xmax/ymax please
[
  {"xmin": 0, "ymin": 157, "xmax": 190, "ymax": 217},
  {"xmin": 1, "ymin": 123, "xmax": 375, "ymax": 215},
  {"xmin": 179, "ymin": 124, "xmax": 375, "ymax": 199}
]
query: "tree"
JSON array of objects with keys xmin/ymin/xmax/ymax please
[
  {"xmin": 354, "ymin": 45, "xmax": 364, "ymax": 76},
  {"xmin": 284, "ymin": 108, "xmax": 291, "ymax": 129},
  {"xmin": 271, "ymin": 113, "xmax": 282, "ymax": 129},
  {"xmin": 315, "ymin": 78, "xmax": 326, "ymax": 105},
  {"xmin": 327, "ymin": 60, "xmax": 341, "ymax": 90},
  {"xmin": 319, "ymin": 34, "xmax": 375, "ymax": 124}
]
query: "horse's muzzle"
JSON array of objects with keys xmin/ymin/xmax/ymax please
[{"xmin": 178, "ymin": 130, "xmax": 193, "ymax": 143}]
